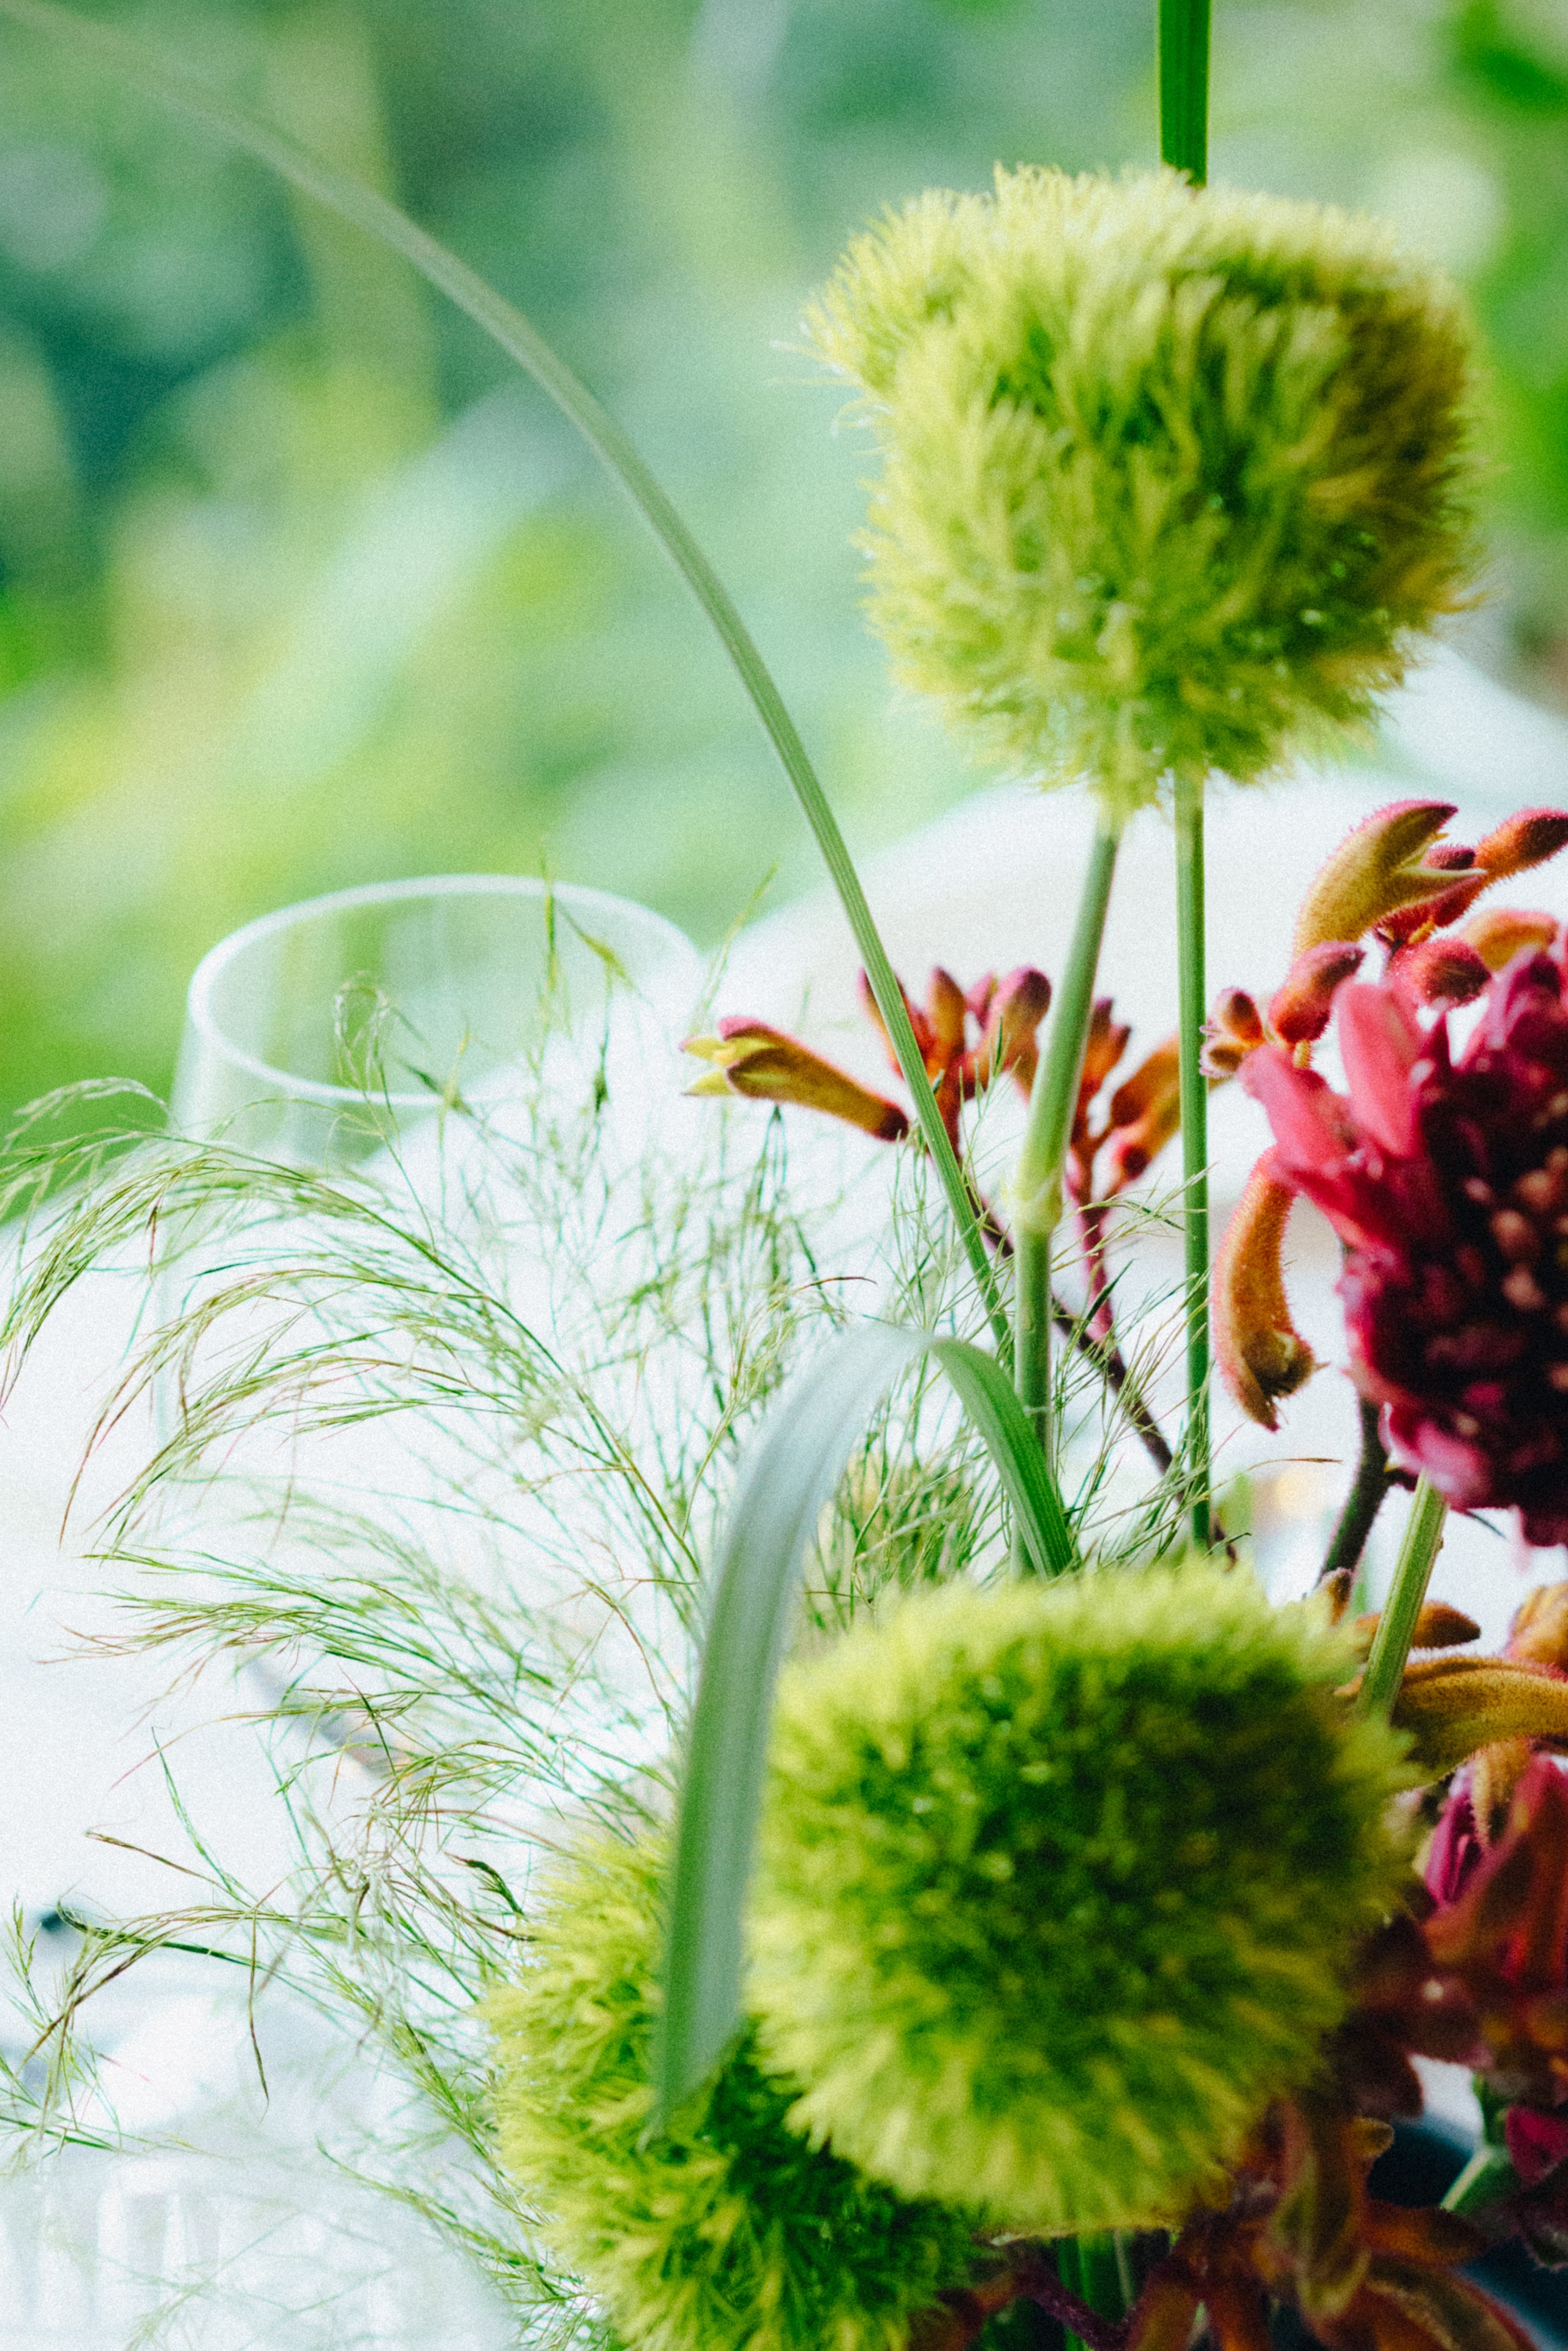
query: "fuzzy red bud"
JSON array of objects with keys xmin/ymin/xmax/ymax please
[
  {"xmin": 977, "ymin": 966, "xmax": 1051, "ymax": 1092},
  {"xmin": 1474, "ymin": 808, "xmax": 1568, "ymax": 882},
  {"xmin": 1214, "ymin": 1154, "xmax": 1318, "ymax": 1431},
  {"xmin": 1399, "ymin": 936, "xmax": 1492, "ymax": 1007},
  {"xmin": 1201, "ymin": 989, "xmax": 1265, "ymax": 1079},
  {"xmin": 1269, "ymin": 943, "xmax": 1365, "ymax": 1047}
]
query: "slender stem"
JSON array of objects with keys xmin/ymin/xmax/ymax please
[
  {"xmin": 1076, "ymin": 2234, "xmax": 1129, "ymax": 2325},
  {"xmin": 1174, "ymin": 773, "xmax": 1211, "ymax": 1547},
  {"xmin": 1358, "ymin": 1477, "xmax": 1448, "ymax": 1717},
  {"xmin": 1440, "ymin": 2144, "xmax": 1518, "ymax": 2216},
  {"xmin": 1158, "ymin": 0, "xmax": 1212, "ymax": 181},
  {"xmin": 959, "ymin": 1172, "xmax": 1173, "ymax": 1473},
  {"xmin": 0, "ymin": 0, "xmax": 1011, "ymax": 1355},
  {"xmin": 1012, "ymin": 818, "xmax": 1122, "ymax": 1451},
  {"xmin": 1319, "ymin": 1395, "xmax": 1391, "ymax": 1585}
]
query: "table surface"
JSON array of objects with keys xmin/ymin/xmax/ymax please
[{"xmin": 6, "ymin": 642, "xmax": 1568, "ymax": 2342}]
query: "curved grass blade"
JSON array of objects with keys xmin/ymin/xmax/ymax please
[
  {"xmin": 654, "ymin": 1319, "xmax": 1076, "ymax": 2122},
  {"xmin": 0, "ymin": 0, "xmax": 1009, "ymax": 1353}
]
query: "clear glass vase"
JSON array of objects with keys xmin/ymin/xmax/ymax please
[{"xmin": 170, "ymin": 873, "xmax": 701, "ymax": 1163}]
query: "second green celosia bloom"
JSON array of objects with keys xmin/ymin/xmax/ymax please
[
  {"xmin": 806, "ymin": 167, "xmax": 1480, "ymax": 815},
  {"xmin": 750, "ymin": 1563, "xmax": 1412, "ymax": 2233},
  {"xmin": 488, "ymin": 1829, "xmax": 981, "ymax": 2351}
]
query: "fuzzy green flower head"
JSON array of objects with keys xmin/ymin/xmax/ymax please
[
  {"xmin": 487, "ymin": 1827, "xmax": 981, "ymax": 2351},
  {"xmin": 805, "ymin": 167, "xmax": 1482, "ymax": 818},
  {"xmin": 748, "ymin": 1561, "xmax": 1413, "ymax": 2234}
]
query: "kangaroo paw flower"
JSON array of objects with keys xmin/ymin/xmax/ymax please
[
  {"xmin": 1215, "ymin": 1154, "xmax": 1318, "ymax": 1430},
  {"xmin": 1461, "ymin": 908, "xmax": 1561, "ymax": 972},
  {"xmin": 1270, "ymin": 943, "xmax": 1367, "ymax": 1048},
  {"xmin": 1291, "ymin": 801, "xmax": 1459, "ymax": 957},
  {"xmin": 1244, "ymin": 953, "xmax": 1568, "ymax": 1541},
  {"xmin": 685, "ymin": 1019, "xmax": 910, "ymax": 1140}
]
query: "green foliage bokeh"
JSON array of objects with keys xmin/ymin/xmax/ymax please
[{"xmin": 0, "ymin": 0, "xmax": 1563, "ymax": 1115}]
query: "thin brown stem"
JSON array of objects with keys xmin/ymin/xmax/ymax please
[
  {"xmin": 1319, "ymin": 1395, "xmax": 1390, "ymax": 1585},
  {"xmin": 1016, "ymin": 2256, "xmax": 1132, "ymax": 2351},
  {"xmin": 1053, "ymin": 1299, "xmax": 1173, "ymax": 1477}
]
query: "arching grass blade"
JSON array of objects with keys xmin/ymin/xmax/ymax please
[{"xmin": 655, "ymin": 1319, "xmax": 1076, "ymax": 2123}]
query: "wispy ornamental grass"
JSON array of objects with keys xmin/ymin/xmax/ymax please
[{"xmin": 0, "ymin": 1006, "xmax": 1182, "ymax": 2337}]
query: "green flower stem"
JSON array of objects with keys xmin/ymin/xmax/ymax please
[
  {"xmin": 1076, "ymin": 2234, "xmax": 1128, "ymax": 2322},
  {"xmin": 1440, "ymin": 2143, "xmax": 1518, "ymax": 2216},
  {"xmin": 1174, "ymin": 773, "xmax": 1212, "ymax": 1548},
  {"xmin": 1159, "ymin": 0, "xmax": 1212, "ymax": 182},
  {"xmin": 1011, "ymin": 816, "xmax": 1122, "ymax": 1451},
  {"xmin": 1358, "ymin": 1476, "xmax": 1449, "ymax": 1718},
  {"xmin": 1161, "ymin": 0, "xmax": 1213, "ymax": 1549},
  {"xmin": 0, "ymin": 0, "xmax": 1011, "ymax": 1356}
]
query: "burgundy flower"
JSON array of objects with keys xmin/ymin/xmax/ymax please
[{"xmin": 1244, "ymin": 949, "xmax": 1568, "ymax": 1545}]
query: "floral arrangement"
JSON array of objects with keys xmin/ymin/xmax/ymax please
[{"xmin": 16, "ymin": 5, "xmax": 1568, "ymax": 2351}]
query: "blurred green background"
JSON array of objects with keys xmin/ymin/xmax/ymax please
[{"xmin": 0, "ymin": 0, "xmax": 1564, "ymax": 1114}]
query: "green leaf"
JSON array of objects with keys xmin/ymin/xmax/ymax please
[
  {"xmin": 0, "ymin": 0, "xmax": 1010, "ymax": 1354},
  {"xmin": 654, "ymin": 1320, "xmax": 1076, "ymax": 2124}
]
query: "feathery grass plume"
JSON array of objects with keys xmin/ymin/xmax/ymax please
[
  {"xmin": 806, "ymin": 167, "xmax": 1482, "ymax": 815},
  {"xmin": 750, "ymin": 1562, "xmax": 1413, "ymax": 2233},
  {"xmin": 488, "ymin": 1828, "xmax": 981, "ymax": 2351}
]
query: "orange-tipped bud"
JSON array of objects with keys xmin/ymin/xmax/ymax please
[
  {"xmin": 858, "ymin": 969, "xmax": 933, "ymax": 1076},
  {"xmin": 1079, "ymin": 995, "xmax": 1132, "ymax": 1102},
  {"xmin": 928, "ymin": 967, "xmax": 967, "ymax": 1063},
  {"xmin": 1202, "ymin": 988, "xmax": 1266, "ymax": 1079},
  {"xmin": 1101, "ymin": 1035, "xmax": 1181, "ymax": 1192},
  {"xmin": 1458, "ymin": 906, "xmax": 1560, "ymax": 972},
  {"xmin": 1292, "ymin": 800, "xmax": 1457, "ymax": 957},
  {"xmin": 1269, "ymin": 943, "xmax": 1365, "ymax": 1047},
  {"xmin": 1473, "ymin": 808, "xmax": 1568, "ymax": 883},
  {"xmin": 684, "ymin": 1019, "xmax": 910, "ymax": 1140},
  {"xmin": 1214, "ymin": 1154, "xmax": 1318, "ymax": 1430},
  {"xmin": 1399, "ymin": 935, "xmax": 1491, "ymax": 1007},
  {"xmin": 1352, "ymin": 1600, "xmax": 1481, "ymax": 1653},
  {"xmin": 976, "ymin": 965, "xmax": 1051, "ymax": 1093},
  {"xmin": 1506, "ymin": 1580, "xmax": 1568, "ymax": 1672}
]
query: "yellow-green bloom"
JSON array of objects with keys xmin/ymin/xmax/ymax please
[
  {"xmin": 487, "ymin": 1828, "xmax": 980, "ymax": 2351},
  {"xmin": 749, "ymin": 1563, "xmax": 1412, "ymax": 2234},
  {"xmin": 806, "ymin": 167, "xmax": 1482, "ymax": 817}
]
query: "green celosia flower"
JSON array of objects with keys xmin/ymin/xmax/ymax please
[
  {"xmin": 806, "ymin": 167, "xmax": 1481, "ymax": 817},
  {"xmin": 487, "ymin": 1828, "xmax": 981, "ymax": 2351},
  {"xmin": 749, "ymin": 1562, "xmax": 1413, "ymax": 2234}
]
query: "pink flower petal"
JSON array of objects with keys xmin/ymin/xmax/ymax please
[{"xmin": 1336, "ymin": 983, "xmax": 1421, "ymax": 1158}]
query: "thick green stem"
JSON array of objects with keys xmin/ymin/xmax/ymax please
[
  {"xmin": 1159, "ymin": 0, "xmax": 1212, "ymax": 181},
  {"xmin": 0, "ymin": 0, "xmax": 1011, "ymax": 1354},
  {"xmin": 1161, "ymin": 0, "xmax": 1213, "ymax": 1545},
  {"xmin": 1011, "ymin": 818, "xmax": 1122, "ymax": 1453},
  {"xmin": 1174, "ymin": 774, "xmax": 1211, "ymax": 1549},
  {"xmin": 1358, "ymin": 1477, "xmax": 1448, "ymax": 1718}
]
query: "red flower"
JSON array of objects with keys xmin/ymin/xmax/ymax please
[{"xmin": 1244, "ymin": 950, "xmax": 1568, "ymax": 1544}]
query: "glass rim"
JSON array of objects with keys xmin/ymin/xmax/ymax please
[{"xmin": 182, "ymin": 873, "xmax": 698, "ymax": 1109}]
